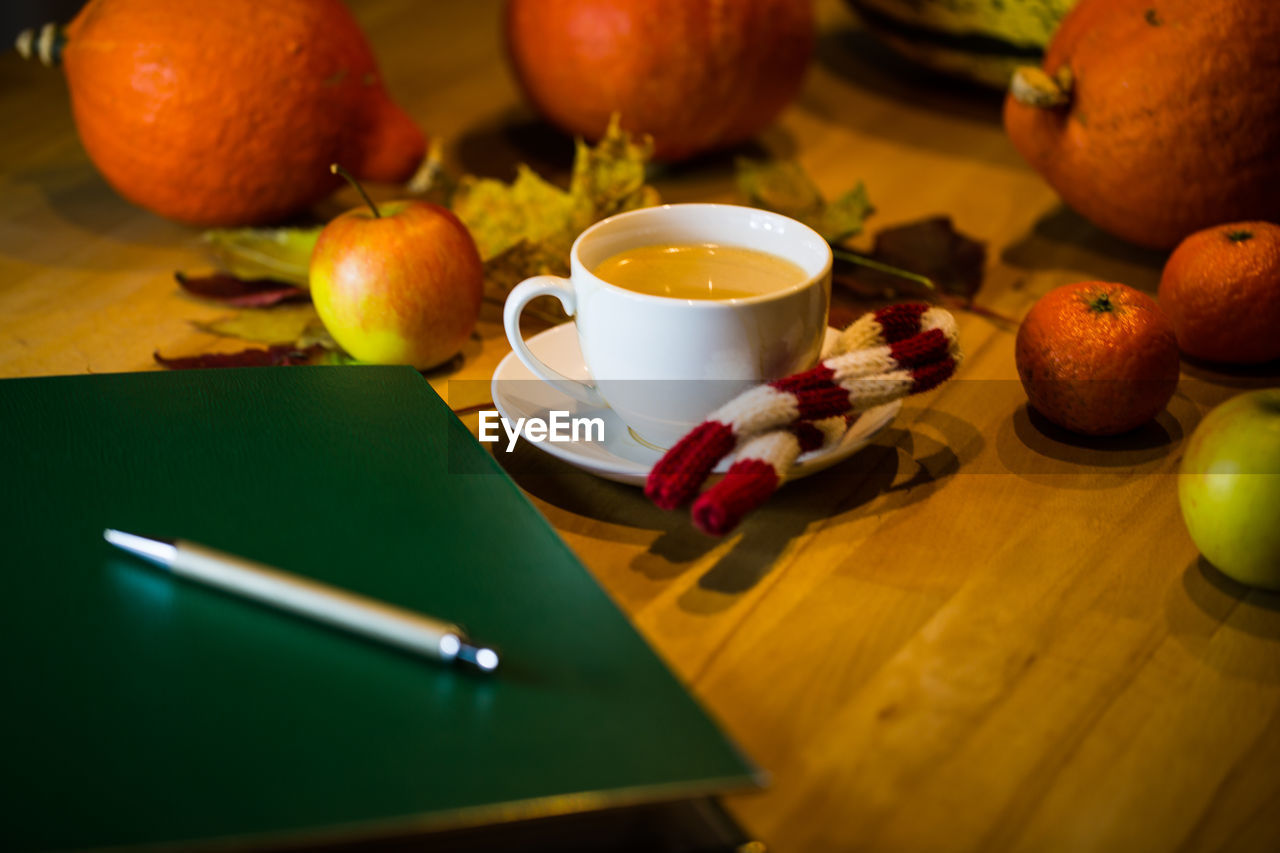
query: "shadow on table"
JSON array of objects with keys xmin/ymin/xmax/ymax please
[
  {"xmin": 1177, "ymin": 354, "xmax": 1280, "ymax": 391},
  {"xmin": 1164, "ymin": 556, "xmax": 1280, "ymax": 684},
  {"xmin": 670, "ymin": 442, "xmax": 903, "ymax": 601},
  {"xmin": 1, "ymin": 162, "xmax": 194, "ymax": 265},
  {"xmin": 1184, "ymin": 557, "xmax": 1280, "ymax": 619},
  {"xmin": 1000, "ymin": 205, "xmax": 1167, "ymax": 292},
  {"xmin": 449, "ymin": 107, "xmax": 577, "ymax": 183},
  {"xmin": 448, "ymin": 105, "xmax": 796, "ymax": 204},
  {"xmin": 807, "ymin": 27, "xmax": 1010, "ymax": 155},
  {"xmin": 1016, "ymin": 403, "xmax": 1185, "ymax": 461},
  {"xmin": 494, "ymin": 406, "xmax": 981, "ymax": 611},
  {"xmin": 645, "ymin": 127, "xmax": 799, "ymax": 204},
  {"xmin": 812, "ymin": 27, "xmax": 1004, "ymax": 122},
  {"xmin": 679, "ymin": 407, "xmax": 982, "ymax": 610},
  {"xmin": 994, "ymin": 391, "xmax": 1197, "ymax": 489}
]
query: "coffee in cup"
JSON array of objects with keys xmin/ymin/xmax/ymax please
[
  {"xmin": 503, "ymin": 203, "xmax": 831, "ymax": 447},
  {"xmin": 591, "ymin": 243, "xmax": 808, "ymax": 301}
]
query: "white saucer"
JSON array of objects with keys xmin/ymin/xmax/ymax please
[{"xmin": 490, "ymin": 324, "xmax": 901, "ymax": 486}]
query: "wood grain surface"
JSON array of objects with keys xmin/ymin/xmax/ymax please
[{"xmin": 2, "ymin": 1, "xmax": 1277, "ymax": 850}]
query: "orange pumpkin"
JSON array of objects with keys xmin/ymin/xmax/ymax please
[
  {"xmin": 505, "ymin": 0, "xmax": 814, "ymax": 162},
  {"xmin": 50, "ymin": 0, "xmax": 425, "ymax": 226},
  {"xmin": 1003, "ymin": 0, "xmax": 1280, "ymax": 249}
]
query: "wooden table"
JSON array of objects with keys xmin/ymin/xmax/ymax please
[{"xmin": 3, "ymin": 2, "xmax": 1278, "ymax": 850}]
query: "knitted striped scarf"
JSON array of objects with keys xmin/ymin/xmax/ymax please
[{"xmin": 645, "ymin": 303, "xmax": 962, "ymax": 535}]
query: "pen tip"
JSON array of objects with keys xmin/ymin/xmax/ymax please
[
  {"xmin": 103, "ymin": 529, "xmax": 178, "ymax": 568},
  {"xmin": 457, "ymin": 642, "xmax": 500, "ymax": 673}
]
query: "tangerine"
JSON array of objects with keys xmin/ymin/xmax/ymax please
[
  {"xmin": 1015, "ymin": 282, "xmax": 1180, "ymax": 435},
  {"xmin": 1157, "ymin": 221, "xmax": 1280, "ymax": 365}
]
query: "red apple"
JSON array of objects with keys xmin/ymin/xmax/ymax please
[{"xmin": 310, "ymin": 168, "xmax": 483, "ymax": 370}]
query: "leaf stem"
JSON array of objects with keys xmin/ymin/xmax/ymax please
[
  {"xmin": 831, "ymin": 248, "xmax": 935, "ymax": 291},
  {"xmin": 330, "ymin": 163, "xmax": 380, "ymax": 219}
]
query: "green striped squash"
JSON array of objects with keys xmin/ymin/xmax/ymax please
[{"xmin": 846, "ymin": 0, "xmax": 1077, "ymax": 88}]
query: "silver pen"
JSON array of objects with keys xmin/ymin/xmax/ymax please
[{"xmin": 103, "ymin": 529, "xmax": 499, "ymax": 672}]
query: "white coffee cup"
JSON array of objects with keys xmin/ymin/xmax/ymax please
[{"xmin": 503, "ymin": 203, "xmax": 832, "ymax": 448}]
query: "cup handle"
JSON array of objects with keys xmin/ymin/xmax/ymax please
[{"xmin": 503, "ymin": 275, "xmax": 607, "ymax": 406}]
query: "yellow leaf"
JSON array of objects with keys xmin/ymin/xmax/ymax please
[
  {"xmin": 193, "ymin": 304, "xmax": 321, "ymax": 345},
  {"xmin": 202, "ymin": 227, "xmax": 322, "ymax": 287},
  {"xmin": 452, "ymin": 115, "xmax": 660, "ymax": 296},
  {"xmin": 567, "ymin": 115, "xmax": 658, "ymax": 232},
  {"xmin": 453, "ymin": 165, "xmax": 575, "ymax": 260},
  {"xmin": 736, "ymin": 158, "xmax": 874, "ymax": 244}
]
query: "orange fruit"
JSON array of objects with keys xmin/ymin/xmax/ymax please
[
  {"xmin": 57, "ymin": 0, "xmax": 425, "ymax": 226},
  {"xmin": 1015, "ymin": 282, "xmax": 1180, "ymax": 435},
  {"xmin": 1157, "ymin": 221, "xmax": 1280, "ymax": 364}
]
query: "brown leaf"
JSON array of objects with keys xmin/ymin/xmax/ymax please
[
  {"xmin": 175, "ymin": 272, "xmax": 308, "ymax": 307},
  {"xmin": 154, "ymin": 345, "xmax": 323, "ymax": 370},
  {"xmin": 858, "ymin": 217, "xmax": 986, "ymax": 300}
]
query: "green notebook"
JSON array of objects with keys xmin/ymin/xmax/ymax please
[{"xmin": 0, "ymin": 367, "xmax": 756, "ymax": 852}]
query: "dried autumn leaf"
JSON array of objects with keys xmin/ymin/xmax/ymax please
[
  {"xmin": 481, "ymin": 240, "xmax": 568, "ymax": 299},
  {"xmin": 175, "ymin": 272, "xmax": 308, "ymax": 307},
  {"xmin": 818, "ymin": 186, "xmax": 876, "ymax": 246},
  {"xmin": 736, "ymin": 158, "xmax": 874, "ymax": 244},
  {"xmin": 452, "ymin": 115, "xmax": 660, "ymax": 296},
  {"xmin": 173, "ymin": 119, "xmax": 658, "ymax": 367},
  {"xmin": 202, "ymin": 226, "xmax": 322, "ymax": 287},
  {"xmin": 453, "ymin": 164, "xmax": 577, "ymax": 260},
  {"xmin": 154, "ymin": 344, "xmax": 323, "ymax": 370},
  {"xmin": 832, "ymin": 217, "xmax": 1012, "ymax": 324},
  {"xmin": 313, "ymin": 348, "xmax": 361, "ymax": 366},
  {"xmin": 294, "ymin": 317, "xmax": 341, "ymax": 351},
  {"xmin": 193, "ymin": 304, "xmax": 322, "ymax": 345},
  {"xmin": 861, "ymin": 216, "xmax": 986, "ymax": 300},
  {"xmin": 737, "ymin": 159, "xmax": 821, "ymax": 216},
  {"xmin": 565, "ymin": 115, "xmax": 661, "ymax": 232}
]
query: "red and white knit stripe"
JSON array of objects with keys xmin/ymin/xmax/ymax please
[
  {"xmin": 646, "ymin": 303, "xmax": 961, "ymax": 528},
  {"xmin": 691, "ymin": 415, "xmax": 854, "ymax": 536}
]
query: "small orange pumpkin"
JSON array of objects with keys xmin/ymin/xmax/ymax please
[
  {"xmin": 37, "ymin": 0, "xmax": 425, "ymax": 226},
  {"xmin": 1003, "ymin": 0, "xmax": 1280, "ymax": 249}
]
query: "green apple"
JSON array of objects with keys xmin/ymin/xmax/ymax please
[
  {"xmin": 310, "ymin": 165, "xmax": 483, "ymax": 370},
  {"xmin": 1178, "ymin": 389, "xmax": 1280, "ymax": 590}
]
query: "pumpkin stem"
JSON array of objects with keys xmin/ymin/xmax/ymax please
[
  {"xmin": 14, "ymin": 23, "xmax": 66, "ymax": 67},
  {"xmin": 330, "ymin": 164, "xmax": 381, "ymax": 219},
  {"xmin": 1010, "ymin": 65, "xmax": 1074, "ymax": 109},
  {"xmin": 405, "ymin": 139, "xmax": 446, "ymax": 196}
]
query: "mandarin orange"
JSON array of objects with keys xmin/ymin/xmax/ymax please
[
  {"xmin": 1157, "ymin": 221, "xmax": 1280, "ymax": 365},
  {"xmin": 1015, "ymin": 282, "xmax": 1180, "ymax": 435}
]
